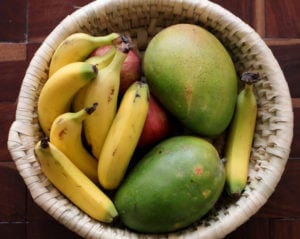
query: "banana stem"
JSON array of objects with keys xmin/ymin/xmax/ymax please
[
  {"xmin": 244, "ymin": 83, "xmax": 253, "ymax": 96},
  {"xmin": 85, "ymin": 102, "xmax": 98, "ymax": 115},
  {"xmin": 241, "ymin": 72, "xmax": 260, "ymax": 84},
  {"xmin": 92, "ymin": 65, "xmax": 98, "ymax": 75},
  {"xmin": 115, "ymin": 35, "xmax": 132, "ymax": 54},
  {"xmin": 93, "ymin": 32, "xmax": 121, "ymax": 44}
]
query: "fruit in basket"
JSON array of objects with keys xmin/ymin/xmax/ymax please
[
  {"xmin": 87, "ymin": 45, "xmax": 116, "ymax": 67},
  {"xmin": 114, "ymin": 136, "xmax": 225, "ymax": 233},
  {"xmin": 49, "ymin": 103, "xmax": 99, "ymax": 183},
  {"xmin": 225, "ymin": 72, "xmax": 261, "ymax": 197},
  {"xmin": 38, "ymin": 62, "xmax": 98, "ymax": 136},
  {"xmin": 138, "ymin": 94, "xmax": 171, "ymax": 148},
  {"xmin": 72, "ymin": 47, "xmax": 117, "ymax": 112},
  {"xmin": 48, "ymin": 32, "xmax": 121, "ymax": 76},
  {"xmin": 98, "ymin": 81, "xmax": 149, "ymax": 190},
  {"xmin": 34, "ymin": 138, "xmax": 118, "ymax": 223},
  {"xmin": 90, "ymin": 45, "xmax": 142, "ymax": 94},
  {"xmin": 83, "ymin": 38, "xmax": 132, "ymax": 158},
  {"xmin": 143, "ymin": 23, "xmax": 238, "ymax": 137}
]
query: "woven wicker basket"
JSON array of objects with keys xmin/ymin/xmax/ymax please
[{"xmin": 8, "ymin": 0, "xmax": 294, "ymax": 238}]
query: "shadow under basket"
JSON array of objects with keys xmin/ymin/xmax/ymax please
[{"xmin": 7, "ymin": 0, "xmax": 294, "ymax": 238}]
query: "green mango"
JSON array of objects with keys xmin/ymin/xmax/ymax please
[
  {"xmin": 114, "ymin": 136, "xmax": 225, "ymax": 233},
  {"xmin": 143, "ymin": 24, "xmax": 238, "ymax": 136}
]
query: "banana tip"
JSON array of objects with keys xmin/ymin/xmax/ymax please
[
  {"xmin": 40, "ymin": 137, "xmax": 50, "ymax": 148},
  {"xmin": 226, "ymin": 187, "xmax": 242, "ymax": 200},
  {"xmin": 92, "ymin": 65, "xmax": 98, "ymax": 75},
  {"xmin": 85, "ymin": 102, "xmax": 98, "ymax": 115},
  {"xmin": 110, "ymin": 215, "xmax": 122, "ymax": 227}
]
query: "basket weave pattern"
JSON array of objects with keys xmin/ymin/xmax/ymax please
[{"xmin": 8, "ymin": 0, "xmax": 293, "ymax": 238}]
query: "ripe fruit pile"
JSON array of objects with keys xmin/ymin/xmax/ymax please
[{"xmin": 34, "ymin": 24, "xmax": 260, "ymax": 233}]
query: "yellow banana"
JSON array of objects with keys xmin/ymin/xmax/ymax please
[
  {"xmin": 98, "ymin": 81, "xmax": 150, "ymax": 190},
  {"xmin": 38, "ymin": 62, "xmax": 98, "ymax": 136},
  {"xmin": 49, "ymin": 103, "xmax": 99, "ymax": 183},
  {"xmin": 225, "ymin": 72, "xmax": 261, "ymax": 197},
  {"xmin": 34, "ymin": 138, "xmax": 118, "ymax": 223},
  {"xmin": 83, "ymin": 38, "xmax": 132, "ymax": 158},
  {"xmin": 49, "ymin": 32, "xmax": 121, "ymax": 76},
  {"xmin": 72, "ymin": 46, "xmax": 117, "ymax": 112}
]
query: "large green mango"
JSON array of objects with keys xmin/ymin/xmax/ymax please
[
  {"xmin": 143, "ymin": 24, "xmax": 238, "ymax": 136},
  {"xmin": 114, "ymin": 136, "xmax": 225, "ymax": 233}
]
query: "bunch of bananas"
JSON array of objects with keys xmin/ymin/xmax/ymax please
[{"xmin": 34, "ymin": 32, "xmax": 149, "ymax": 223}]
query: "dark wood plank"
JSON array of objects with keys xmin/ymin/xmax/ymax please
[
  {"xmin": 0, "ymin": 43, "xmax": 27, "ymax": 62},
  {"xmin": 0, "ymin": 0, "xmax": 27, "ymax": 42},
  {"xmin": 0, "ymin": 102, "xmax": 17, "ymax": 162},
  {"xmin": 27, "ymin": 42, "xmax": 42, "ymax": 62},
  {"xmin": 27, "ymin": 221, "xmax": 82, "ymax": 239},
  {"xmin": 290, "ymin": 106, "xmax": 300, "ymax": 158},
  {"xmin": 256, "ymin": 158, "xmax": 300, "ymax": 218},
  {"xmin": 268, "ymin": 42, "xmax": 300, "ymax": 98},
  {"xmin": 26, "ymin": 192, "xmax": 57, "ymax": 221},
  {"xmin": 28, "ymin": 0, "xmax": 92, "ymax": 42},
  {"xmin": 0, "ymin": 162, "xmax": 26, "ymax": 221},
  {"xmin": 226, "ymin": 218, "xmax": 269, "ymax": 239},
  {"xmin": 0, "ymin": 223, "xmax": 26, "ymax": 239},
  {"xmin": 265, "ymin": 0, "xmax": 300, "ymax": 38},
  {"xmin": 270, "ymin": 219, "xmax": 300, "ymax": 239},
  {"xmin": 211, "ymin": 0, "xmax": 255, "ymax": 27},
  {"xmin": 0, "ymin": 43, "xmax": 41, "ymax": 104},
  {"xmin": 0, "ymin": 61, "xmax": 27, "ymax": 102}
]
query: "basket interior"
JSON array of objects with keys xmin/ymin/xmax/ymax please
[{"xmin": 8, "ymin": 0, "xmax": 294, "ymax": 238}]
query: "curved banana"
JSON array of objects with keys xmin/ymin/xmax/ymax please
[
  {"xmin": 98, "ymin": 81, "xmax": 149, "ymax": 190},
  {"xmin": 49, "ymin": 103, "xmax": 99, "ymax": 183},
  {"xmin": 83, "ymin": 39, "xmax": 131, "ymax": 158},
  {"xmin": 34, "ymin": 138, "xmax": 118, "ymax": 223},
  {"xmin": 49, "ymin": 32, "xmax": 121, "ymax": 76},
  {"xmin": 225, "ymin": 72, "xmax": 261, "ymax": 197},
  {"xmin": 38, "ymin": 62, "xmax": 98, "ymax": 136},
  {"xmin": 72, "ymin": 46, "xmax": 117, "ymax": 112}
]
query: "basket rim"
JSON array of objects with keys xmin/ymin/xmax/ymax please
[{"xmin": 8, "ymin": 0, "xmax": 294, "ymax": 238}]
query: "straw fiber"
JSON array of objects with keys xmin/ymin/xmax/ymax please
[{"xmin": 7, "ymin": 0, "xmax": 294, "ymax": 238}]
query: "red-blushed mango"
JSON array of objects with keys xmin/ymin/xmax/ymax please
[
  {"xmin": 143, "ymin": 24, "xmax": 238, "ymax": 136},
  {"xmin": 114, "ymin": 136, "xmax": 225, "ymax": 233}
]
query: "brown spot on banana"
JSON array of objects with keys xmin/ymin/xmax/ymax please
[
  {"xmin": 107, "ymin": 87, "xmax": 116, "ymax": 103},
  {"xmin": 112, "ymin": 147, "xmax": 117, "ymax": 156},
  {"xmin": 58, "ymin": 128, "xmax": 67, "ymax": 140},
  {"xmin": 85, "ymin": 102, "xmax": 98, "ymax": 115}
]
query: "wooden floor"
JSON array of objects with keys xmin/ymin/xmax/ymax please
[{"xmin": 1, "ymin": 0, "xmax": 299, "ymax": 238}]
